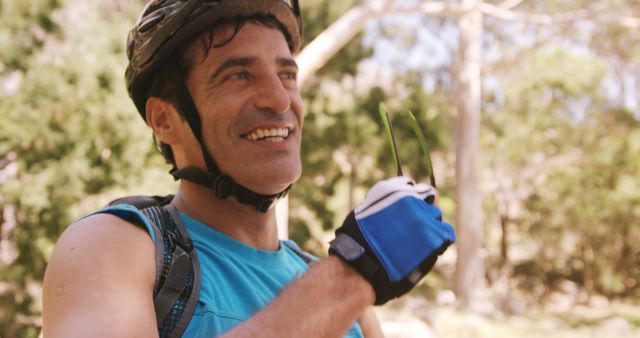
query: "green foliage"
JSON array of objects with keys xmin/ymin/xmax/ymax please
[
  {"xmin": 0, "ymin": 1, "xmax": 175, "ymax": 336},
  {"xmin": 0, "ymin": 0, "xmax": 63, "ymax": 73},
  {"xmin": 483, "ymin": 42, "xmax": 640, "ymax": 301}
]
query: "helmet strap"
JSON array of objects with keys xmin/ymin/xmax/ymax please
[{"xmin": 169, "ymin": 81, "xmax": 292, "ymax": 212}]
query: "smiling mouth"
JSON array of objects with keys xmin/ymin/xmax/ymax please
[{"xmin": 243, "ymin": 127, "xmax": 292, "ymax": 142}]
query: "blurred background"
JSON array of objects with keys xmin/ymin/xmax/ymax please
[{"xmin": 1, "ymin": 0, "xmax": 639, "ymax": 337}]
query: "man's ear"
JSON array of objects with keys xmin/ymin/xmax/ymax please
[{"xmin": 146, "ymin": 97, "xmax": 181, "ymax": 145}]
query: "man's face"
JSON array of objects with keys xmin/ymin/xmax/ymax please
[{"xmin": 183, "ymin": 22, "xmax": 304, "ymax": 195}]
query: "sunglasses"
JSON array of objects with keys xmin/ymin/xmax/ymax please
[{"xmin": 379, "ymin": 103, "xmax": 437, "ymax": 188}]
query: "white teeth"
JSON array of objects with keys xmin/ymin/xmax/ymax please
[{"xmin": 245, "ymin": 128, "xmax": 290, "ymax": 141}]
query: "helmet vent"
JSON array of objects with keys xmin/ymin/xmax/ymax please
[{"xmin": 139, "ymin": 13, "xmax": 166, "ymax": 33}]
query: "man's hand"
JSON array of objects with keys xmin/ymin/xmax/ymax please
[{"xmin": 329, "ymin": 176, "xmax": 455, "ymax": 305}]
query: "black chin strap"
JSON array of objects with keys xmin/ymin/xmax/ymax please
[{"xmin": 170, "ymin": 81, "xmax": 292, "ymax": 213}]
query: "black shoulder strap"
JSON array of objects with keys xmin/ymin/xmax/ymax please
[
  {"xmin": 282, "ymin": 241, "xmax": 318, "ymax": 265},
  {"xmin": 141, "ymin": 204, "xmax": 201, "ymax": 338},
  {"xmin": 109, "ymin": 194, "xmax": 173, "ymax": 209}
]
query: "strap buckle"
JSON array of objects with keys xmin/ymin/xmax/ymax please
[
  {"xmin": 166, "ymin": 227, "xmax": 193, "ymax": 253},
  {"xmin": 213, "ymin": 174, "xmax": 233, "ymax": 199}
]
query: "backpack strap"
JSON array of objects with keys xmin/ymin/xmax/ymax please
[
  {"xmin": 283, "ymin": 241, "xmax": 319, "ymax": 265},
  {"xmin": 140, "ymin": 204, "xmax": 201, "ymax": 338},
  {"xmin": 109, "ymin": 194, "xmax": 174, "ymax": 209}
]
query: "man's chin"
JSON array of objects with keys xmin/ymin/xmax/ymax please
[
  {"xmin": 249, "ymin": 179, "xmax": 298, "ymax": 196},
  {"xmin": 240, "ymin": 172, "xmax": 301, "ymax": 196}
]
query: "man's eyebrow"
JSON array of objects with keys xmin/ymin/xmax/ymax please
[
  {"xmin": 209, "ymin": 57, "xmax": 256, "ymax": 81},
  {"xmin": 277, "ymin": 57, "xmax": 298, "ymax": 70}
]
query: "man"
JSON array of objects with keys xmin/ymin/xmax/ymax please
[{"xmin": 43, "ymin": 1, "xmax": 455, "ymax": 337}]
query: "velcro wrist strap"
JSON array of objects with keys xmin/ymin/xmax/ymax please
[
  {"xmin": 329, "ymin": 233, "xmax": 364, "ymax": 261},
  {"xmin": 329, "ymin": 233, "xmax": 381, "ymax": 300}
]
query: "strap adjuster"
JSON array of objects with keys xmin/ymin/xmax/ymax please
[
  {"xmin": 166, "ymin": 228, "xmax": 193, "ymax": 253},
  {"xmin": 329, "ymin": 233, "xmax": 365, "ymax": 261},
  {"xmin": 213, "ymin": 174, "xmax": 233, "ymax": 199}
]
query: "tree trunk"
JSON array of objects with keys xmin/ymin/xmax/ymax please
[
  {"xmin": 295, "ymin": 4, "xmax": 374, "ymax": 87},
  {"xmin": 276, "ymin": 197, "xmax": 289, "ymax": 240},
  {"xmin": 454, "ymin": 0, "xmax": 486, "ymax": 309}
]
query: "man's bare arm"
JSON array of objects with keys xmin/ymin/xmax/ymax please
[
  {"xmin": 42, "ymin": 214, "xmax": 158, "ymax": 338},
  {"xmin": 223, "ymin": 256, "xmax": 375, "ymax": 337}
]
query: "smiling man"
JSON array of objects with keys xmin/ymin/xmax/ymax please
[{"xmin": 42, "ymin": 1, "xmax": 455, "ymax": 337}]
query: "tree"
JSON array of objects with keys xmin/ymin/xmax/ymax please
[
  {"xmin": 453, "ymin": 0, "xmax": 485, "ymax": 309},
  {"xmin": 0, "ymin": 1, "xmax": 174, "ymax": 336},
  {"xmin": 480, "ymin": 15, "xmax": 640, "ymax": 304}
]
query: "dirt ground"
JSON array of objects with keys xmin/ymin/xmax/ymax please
[{"xmin": 376, "ymin": 295, "xmax": 640, "ymax": 338}]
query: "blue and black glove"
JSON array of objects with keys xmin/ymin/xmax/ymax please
[{"xmin": 329, "ymin": 176, "xmax": 455, "ymax": 305}]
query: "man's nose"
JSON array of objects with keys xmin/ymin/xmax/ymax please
[{"xmin": 254, "ymin": 74, "xmax": 291, "ymax": 114}]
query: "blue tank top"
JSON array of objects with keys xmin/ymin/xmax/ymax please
[{"xmin": 92, "ymin": 204, "xmax": 363, "ymax": 337}]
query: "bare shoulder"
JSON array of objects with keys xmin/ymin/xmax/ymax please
[
  {"xmin": 44, "ymin": 213, "xmax": 156, "ymax": 282},
  {"xmin": 43, "ymin": 213, "xmax": 158, "ymax": 337}
]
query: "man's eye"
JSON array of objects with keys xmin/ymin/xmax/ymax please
[
  {"xmin": 281, "ymin": 72, "xmax": 297, "ymax": 81},
  {"xmin": 229, "ymin": 72, "xmax": 248, "ymax": 80}
]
